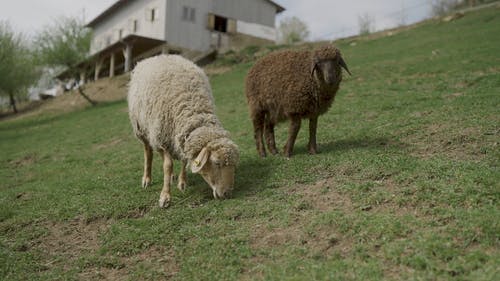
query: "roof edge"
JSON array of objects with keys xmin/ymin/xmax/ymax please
[
  {"xmin": 86, "ymin": 0, "xmax": 129, "ymax": 28},
  {"xmin": 266, "ymin": 0, "xmax": 285, "ymax": 13},
  {"xmin": 87, "ymin": 0, "xmax": 286, "ymax": 28}
]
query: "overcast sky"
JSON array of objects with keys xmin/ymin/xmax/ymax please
[{"xmin": 0, "ymin": 0, "xmax": 433, "ymax": 40}]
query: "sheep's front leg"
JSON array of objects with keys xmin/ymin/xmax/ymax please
[
  {"xmin": 264, "ymin": 119, "xmax": 278, "ymax": 155},
  {"xmin": 159, "ymin": 150, "xmax": 173, "ymax": 208},
  {"xmin": 177, "ymin": 160, "xmax": 187, "ymax": 191},
  {"xmin": 252, "ymin": 111, "xmax": 267, "ymax": 158},
  {"xmin": 283, "ymin": 115, "xmax": 301, "ymax": 158},
  {"xmin": 308, "ymin": 116, "xmax": 318, "ymax": 154},
  {"xmin": 142, "ymin": 141, "xmax": 153, "ymax": 188}
]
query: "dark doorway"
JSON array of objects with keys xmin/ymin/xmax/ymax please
[{"xmin": 214, "ymin": 15, "xmax": 228, "ymax": 33}]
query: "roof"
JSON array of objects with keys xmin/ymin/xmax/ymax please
[
  {"xmin": 267, "ymin": 0, "xmax": 285, "ymax": 13},
  {"xmin": 86, "ymin": 0, "xmax": 285, "ymax": 27},
  {"xmin": 86, "ymin": 0, "xmax": 129, "ymax": 28}
]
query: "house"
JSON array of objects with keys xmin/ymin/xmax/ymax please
[{"xmin": 71, "ymin": 0, "xmax": 284, "ymax": 82}]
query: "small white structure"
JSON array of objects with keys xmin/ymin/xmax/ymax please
[{"xmin": 64, "ymin": 0, "xmax": 284, "ymax": 81}]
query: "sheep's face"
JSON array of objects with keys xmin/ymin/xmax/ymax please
[
  {"xmin": 315, "ymin": 59, "xmax": 341, "ymax": 85},
  {"xmin": 191, "ymin": 147, "xmax": 238, "ymax": 199},
  {"xmin": 311, "ymin": 46, "xmax": 351, "ymax": 86}
]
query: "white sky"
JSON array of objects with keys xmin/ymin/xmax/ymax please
[
  {"xmin": 277, "ymin": 0, "xmax": 433, "ymax": 40},
  {"xmin": 0, "ymin": 0, "xmax": 433, "ymax": 40}
]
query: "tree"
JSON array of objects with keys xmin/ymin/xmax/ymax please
[
  {"xmin": 431, "ymin": 0, "xmax": 494, "ymax": 15},
  {"xmin": 0, "ymin": 22, "xmax": 39, "ymax": 113},
  {"xmin": 431, "ymin": 0, "xmax": 462, "ymax": 17},
  {"xmin": 358, "ymin": 13, "xmax": 375, "ymax": 35},
  {"xmin": 278, "ymin": 16, "xmax": 310, "ymax": 44},
  {"xmin": 35, "ymin": 16, "xmax": 96, "ymax": 105}
]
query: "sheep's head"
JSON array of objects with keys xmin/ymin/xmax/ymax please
[
  {"xmin": 190, "ymin": 139, "xmax": 239, "ymax": 199},
  {"xmin": 311, "ymin": 46, "xmax": 351, "ymax": 86}
]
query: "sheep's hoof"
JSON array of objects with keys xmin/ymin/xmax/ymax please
[
  {"xmin": 308, "ymin": 144, "xmax": 318, "ymax": 155},
  {"xmin": 283, "ymin": 149, "xmax": 292, "ymax": 158},
  {"xmin": 159, "ymin": 197, "xmax": 171, "ymax": 208},
  {"xmin": 142, "ymin": 176, "xmax": 152, "ymax": 188},
  {"xmin": 177, "ymin": 182, "xmax": 187, "ymax": 192}
]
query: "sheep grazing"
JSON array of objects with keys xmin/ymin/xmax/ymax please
[
  {"xmin": 245, "ymin": 45, "xmax": 351, "ymax": 158},
  {"xmin": 128, "ymin": 55, "xmax": 239, "ymax": 208}
]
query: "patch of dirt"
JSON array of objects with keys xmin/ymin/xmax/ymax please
[
  {"xmin": 249, "ymin": 222, "xmax": 304, "ymax": 249},
  {"xmin": 92, "ymin": 137, "xmax": 124, "ymax": 151},
  {"xmin": 443, "ymin": 92, "xmax": 465, "ymax": 100},
  {"xmin": 204, "ymin": 65, "xmax": 233, "ymax": 76},
  {"xmin": 9, "ymin": 153, "xmax": 37, "ymax": 168},
  {"xmin": 243, "ymin": 175, "xmax": 433, "ymax": 280},
  {"xmin": 134, "ymin": 246, "xmax": 179, "ymax": 278},
  {"xmin": 3, "ymin": 74, "xmax": 129, "ymax": 121},
  {"xmin": 403, "ymin": 123, "xmax": 493, "ymax": 161},
  {"xmin": 247, "ymin": 177, "xmax": 356, "ymax": 268},
  {"xmin": 79, "ymin": 267, "xmax": 128, "ymax": 281},
  {"xmin": 36, "ymin": 216, "xmax": 178, "ymax": 280},
  {"xmin": 118, "ymin": 205, "xmax": 151, "ymax": 219},
  {"xmin": 37, "ymin": 218, "xmax": 121, "ymax": 279},
  {"xmin": 37, "ymin": 217, "xmax": 110, "ymax": 262},
  {"xmin": 78, "ymin": 245, "xmax": 179, "ymax": 280},
  {"xmin": 289, "ymin": 178, "xmax": 354, "ymax": 213}
]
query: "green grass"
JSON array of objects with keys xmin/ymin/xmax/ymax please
[{"xmin": 1, "ymin": 7, "xmax": 499, "ymax": 280}]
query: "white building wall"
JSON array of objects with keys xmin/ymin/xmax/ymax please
[
  {"xmin": 212, "ymin": 0, "xmax": 277, "ymax": 27},
  {"xmin": 165, "ymin": 0, "xmax": 213, "ymax": 52},
  {"xmin": 89, "ymin": 0, "xmax": 167, "ymax": 55},
  {"xmin": 88, "ymin": 0, "xmax": 280, "ymax": 54},
  {"xmin": 236, "ymin": 20, "xmax": 277, "ymax": 41}
]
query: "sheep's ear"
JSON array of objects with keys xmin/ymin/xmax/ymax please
[
  {"xmin": 311, "ymin": 60, "xmax": 319, "ymax": 77},
  {"xmin": 339, "ymin": 56, "xmax": 352, "ymax": 76},
  {"xmin": 191, "ymin": 147, "xmax": 209, "ymax": 173}
]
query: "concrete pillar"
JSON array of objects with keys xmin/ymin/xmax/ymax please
[
  {"xmin": 161, "ymin": 45, "xmax": 169, "ymax": 54},
  {"xmin": 80, "ymin": 71, "xmax": 86, "ymax": 85},
  {"xmin": 123, "ymin": 43, "xmax": 133, "ymax": 72},
  {"xmin": 109, "ymin": 53, "xmax": 115, "ymax": 78},
  {"xmin": 94, "ymin": 59, "xmax": 103, "ymax": 81}
]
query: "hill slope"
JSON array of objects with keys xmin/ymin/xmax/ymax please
[{"xmin": 1, "ymin": 6, "xmax": 499, "ymax": 280}]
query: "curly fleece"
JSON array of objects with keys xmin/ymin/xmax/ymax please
[
  {"xmin": 245, "ymin": 45, "xmax": 344, "ymax": 123},
  {"xmin": 128, "ymin": 55, "xmax": 238, "ymax": 165}
]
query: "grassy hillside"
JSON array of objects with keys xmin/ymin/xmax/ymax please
[{"xmin": 1, "ymin": 7, "xmax": 499, "ymax": 280}]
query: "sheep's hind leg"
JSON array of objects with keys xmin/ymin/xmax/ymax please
[
  {"xmin": 142, "ymin": 140, "xmax": 153, "ymax": 188},
  {"xmin": 177, "ymin": 160, "xmax": 187, "ymax": 191},
  {"xmin": 264, "ymin": 119, "xmax": 278, "ymax": 155},
  {"xmin": 159, "ymin": 149, "xmax": 174, "ymax": 208},
  {"xmin": 308, "ymin": 116, "xmax": 318, "ymax": 155},
  {"xmin": 283, "ymin": 115, "xmax": 301, "ymax": 158},
  {"xmin": 252, "ymin": 111, "xmax": 267, "ymax": 157}
]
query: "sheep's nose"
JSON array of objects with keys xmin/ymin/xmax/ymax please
[{"xmin": 222, "ymin": 190, "xmax": 232, "ymax": 199}]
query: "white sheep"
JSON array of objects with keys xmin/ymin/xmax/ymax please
[{"xmin": 128, "ymin": 55, "xmax": 239, "ymax": 208}]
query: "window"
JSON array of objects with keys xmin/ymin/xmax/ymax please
[
  {"xmin": 118, "ymin": 29, "xmax": 123, "ymax": 39},
  {"xmin": 133, "ymin": 20, "xmax": 138, "ymax": 32},
  {"xmin": 182, "ymin": 6, "xmax": 196, "ymax": 22},
  {"xmin": 152, "ymin": 8, "xmax": 157, "ymax": 21},
  {"xmin": 146, "ymin": 8, "xmax": 159, "ymax": 21},
  {"xmin": 190, "ymin": 7, "xmax": 196, "ymax": 22}
]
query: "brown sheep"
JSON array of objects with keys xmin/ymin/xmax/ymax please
[{"xmin": 245, "ymin": 45, "xmax": 351, "ymax": 158}]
